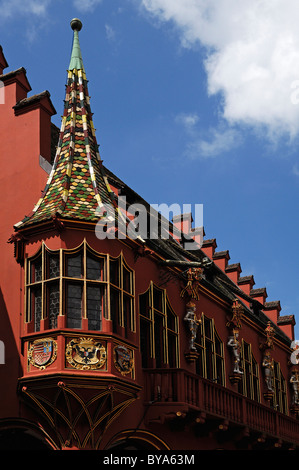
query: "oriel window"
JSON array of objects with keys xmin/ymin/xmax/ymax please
[
  {"xmin": 26, "ymin": 241, "xmax": 111, "ymax": 332},
  {"xmin": 26, "ymin": 242, "xmax": 135, "ymax": 335}
]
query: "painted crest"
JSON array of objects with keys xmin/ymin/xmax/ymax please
[
  {"xmin": 28, "ymin": 338, "xmax": 57, "ymax": 370},
  {"xmin": 66, "ymin": 337, "xmax": 107, "ymax": 370},
  {"xmin": 113, "ymin": 345, "xmax": 134, "ymax": 376}
]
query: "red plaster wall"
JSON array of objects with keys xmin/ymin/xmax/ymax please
[{"xmin": 0, "ymin": 67, "xmax": 55, "ymax": 416}]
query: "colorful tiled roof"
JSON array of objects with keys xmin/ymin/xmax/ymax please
[{"xmin": 15, "ymin": 19, "xmax": 117, "ymax": 229}]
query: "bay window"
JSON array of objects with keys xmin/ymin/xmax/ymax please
[{"xmin": 25, "ymin": 242, "xmax": 134, "ymax": 335}]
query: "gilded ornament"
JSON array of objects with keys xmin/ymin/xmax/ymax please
[
  {"xmin": 180, "ymin": 268, "xmax": 202, "ymax": 301},
  {"xmin": 226, "ymin": 299, "xmax": 243, "ymax": 330},
  {"xmin": 264, "ymin": 321, "xmax": 275, "ymax": 350},
  {"xmin": 66, "ymin": 337, "xmax": 107, "ymax": 370}
]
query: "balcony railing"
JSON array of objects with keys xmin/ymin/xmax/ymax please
[{"xmin": 144, "ymin": 368, "xmax": 299, "ymax": 445}]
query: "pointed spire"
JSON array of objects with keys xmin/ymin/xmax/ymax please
[
  {"xmin": 69, "ymin": 19, "xmax": 84, "ymax": 71},
  {"xmin": 15, "ymin": 19, "xmax": 118, "ymax": 230}
]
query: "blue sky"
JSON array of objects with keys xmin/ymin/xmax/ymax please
[{"xmin": 1, "ymin": 0, "xmax": 299, "ymax": 339}]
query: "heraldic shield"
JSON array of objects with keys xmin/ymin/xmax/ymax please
[
  {"xmin": 28, "ymin": 338, "xmax": 57, "ymax": 370},
  {"xmin": 113, "ymin": 344, "xmax": 134, "ymax": 376},
  {"xmin": 66, "ymin": 337, "xmax": 107, "ymax": 370}
]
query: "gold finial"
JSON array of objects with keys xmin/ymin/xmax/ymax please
[{"xmin": 70, "ymin": 18, "xmax": 82, "ymax": 31}]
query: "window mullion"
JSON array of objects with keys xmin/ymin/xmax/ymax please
[
  {"xmin": 201, "ymin": 315, "xmax": 207, "ymax": 378},
  {"xmin": 149, "ymin": 284, "xmax": 155, "ymax": 358},
  {"xmin": 59, "ymin": 249, "xmax": 63, "ymax": 317},
  {"xmin": 211, "ymin": 318, "xmax": 217, "ymax": 381},
  {"xmin": 163, "ymin": 294, "xmax": 168, "ymax": 365},
  {"xmin": 83, "ymin": 242, "xmax": 87, "ymax": 319},
  {"xmin": 24, "ymin": 256, "xmax": 29, "ymax": 323},
  {"xmin": 132, "ymin": 269, "xmax": 135, "ymax": 331},
  {"xmin": 107, "ymin": 254, "xmax": 111, "ymax": 321},
  {"xmin": 120, "ymin": 255, "xmax": 123, "ymax": 327},
  {"xmin": 41, "ymin": 244, "xmax": 45, "ymax": 321},
  {"xmin": 248, "ymin": 344, "xmax": 254, "ymax": 399}
]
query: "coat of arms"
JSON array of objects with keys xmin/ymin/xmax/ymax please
[
  {"xmin": 28, "ymin": 338, "xmax": 57, "ymax": 370},
  {"xmin": 113, "ymin": 345, "xmax": 134, "ymax": 376},
  {"xmin": 66, "ymin": 337, "xmax": 107, "ymax": 370}
]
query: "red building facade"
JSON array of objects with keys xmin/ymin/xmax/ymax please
[{"xmin": 0, "ymin": 20, "xmax": 299, "ymax": 451}]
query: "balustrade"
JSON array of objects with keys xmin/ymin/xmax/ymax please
[{"xmin": 144, "ymin": 368, "xmax": 299, "ymax": 445}]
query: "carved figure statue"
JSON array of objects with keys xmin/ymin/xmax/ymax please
[
  {"xmin": 227, "ymin": 330, "xmax": 243, "ymax": 374},
  {"xmin": 262, "ymin": 352, "xmax": 274, "ymax": 392},
  {"xmin": 184, "ymin": 302, "xmax": 200, "ymax": 351},
  {"xmin": 290, "ymin": 371, "xmax": 299, "ymax": 405}
]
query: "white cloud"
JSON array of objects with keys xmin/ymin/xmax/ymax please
[
  {"xmin": 0, "ymin": 0, "xmax": 50, "ymax": 18},
  {"xmin": 73, "ymin": 0, "xmax": 103, "ymax": 12},
  {"xmin": 186, "ymin": 127, "xmax": 241, "ymax": 159},
  {"xmin": 140, "ymin": 0, "xmax": 299, "ymax": 141},
  {"xmin": 0, "ymin": 0, "xmax": 103, "ymax": 19},
  {"xmin": 175, "ymin": 112, "xmax": 240, "ymax": 158},
  {"xmin": 105, "ymin": 24, "xmax": 116, "ymax": 42},
  {"xmin": 175, "ymin": 112, "xmax": 199, "ymax": 130},
  {"xmin": 292, "ymin": 164, "xmax": 299, "ymax": 176}
]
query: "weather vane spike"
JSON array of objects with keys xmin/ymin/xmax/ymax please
[{"xmin": 69, "ymin": 18, "xmax": 84, "ymax": 71}]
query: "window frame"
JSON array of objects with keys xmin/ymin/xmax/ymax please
[
  {"xmin": 195, "ymin": 314, "xmax": 225, "ymax": 385},
  {"xmin": 273, "ymin": 361, "xmax": 288, "ymax": 414},
  {"xmin": 108, "ymin": 253, "xmax": 135, "ymax": 336},
  {"xmin": 238, "ymin": 340, "xmax": 261, "ymax": 402},
  {"xmin": 62, "ymin": 243, "xmax": 107, "ymax": 330},
  {"xmin": 139, "ymin": 281, "xmax": 179, "ymax": 368},
  {"xmin": 25, "ymin": 244, "xmax": 61, "ymax": 330}
]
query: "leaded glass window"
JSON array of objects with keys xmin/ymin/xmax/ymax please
[
  {"xmin": 238, "ymin": 341, "xmax": 260, "ymax": 402},
  {"xmin": 109, "ymin": 254, "xmax": 135, "ymax": 337},
  {"xmin": 139, "ymin": 283, "xmax": 179, "ymax": 368},
  {"xmin": 26, "ymin": 242, "xmax": 133, "ymax": 333},
  {"xmin": 195, "ymin": 314, "xmax": 225, "ymax": 385}
]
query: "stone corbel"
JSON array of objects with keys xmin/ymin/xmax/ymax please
[{"xmin": 7, "ymin": 231, "xmax": 28, "ymax": 265}]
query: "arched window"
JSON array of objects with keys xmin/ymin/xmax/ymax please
[
  {"xmin": 195, "ymin": 314, "xmax": 225, "ymax": 385},
  {"xmin": 25, "ymin": 242, "xmax": 135, "ymax": 335},
  {"xmin": 139, "ymin": 283, "xmax": 178, "ymax": 368},
  {"xmin": 238, "ymin": 341, "xmax": 260, "ymax": 401}
]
